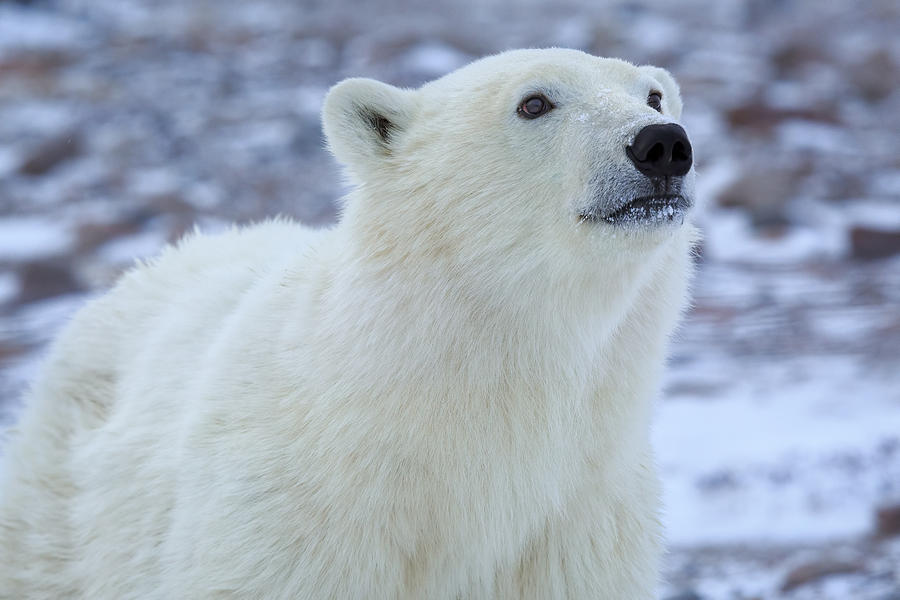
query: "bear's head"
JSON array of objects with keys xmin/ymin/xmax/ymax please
[{"xmin": 322, "ymin": 48, "xmax": 696, "ymax": 301}]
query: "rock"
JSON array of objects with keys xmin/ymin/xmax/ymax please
[
  {"xmin": 850, "ymin": 227, "xmax": 900, "ymax": 260},
  {"xmin": 875, "ymin": 503, "xmax": 900, "ymax": 538},
  {"xmin": 724, "ymin": 96, "xmax": 839, "ymax": 134},
  {"xmin": 19, "ymin": 132, "xmax": 83, "ymax": 176},
  {"xmin": 849, "ymin": 50, "xmax": 899, "ymax": 103},
  {"xmin": 75, "ymin": 221, "xmax": 143, "ymax": 253},
  {"xmin": 780, "ymin": 558, "xmax": 864, "ymax": 592},
  {"xmin": 771, "ymin": 36, "xmax": 828, "ymax": 78},
  {"xmin": 663, "ymin": 590, "xmax": 704, "ymax": 600},
  {"xmin": 714, "ymin": 164, "xmax": 801, "ymax": 233},
  {"xmin": 0, "ymin": 342, "xmax": 30, "ymax": 363},
  {"xmin": 17, "ymin": 260, "xmax": 85, "ymax": 304}
]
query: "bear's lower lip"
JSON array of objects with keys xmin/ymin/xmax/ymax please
[{"xmin": 582, "ymin": 194, "xmax": 691, "ymax": 226}]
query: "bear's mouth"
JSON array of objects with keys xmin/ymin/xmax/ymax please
[{"xmin": 581, "ymin": 194, "xmax": 691, "ymax": 226}]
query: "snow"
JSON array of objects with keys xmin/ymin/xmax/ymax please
[
  {"xmin": 0, "ymin": 5, "xmax": 89, "ymax": 53},
  {"xmin": 0, "ymin": 148, "xmax": 19, "ymax": 179},
  {"xmin": 295, "ymin": 86, "xmax": 328, "ymax": 118},
  {"xmin": 97, "ymin": 229, "xmax": 168, "ymax": 265},
  {"xmin": 0, "ymin": 273, "xmax": 19, "ymax": 306},
  {"xmin": 0, "ymin": 217, "xmax": 74, "ymax": 261},
  {"xmin": 701, "ymin": 209, "xmax": 846, "ymax": 264},
  {"xmin": 868, "ymin": 171, "xmax": 900, "ymax": 198},
  {"xmin": 126, "ymin": 168, "xmax": 181, "ymax": 198},
  {"xmin": 0, "ymin": 0, "xmax": 899, "ymax": 595},
  {"xmin": 845, "ymin": 199, "xmax": 900, "ymax": 230},
  {"xmin": 777, "ymin": 120, "xmax": 854, "ymax": 155},
  {"xmin": 401, "ymin": 42, "xmax": 469, "ymax": 76},
  {"xmin": 0, "ymin": 103, "xmax": 77, "ymax": 137},
  {"xmin": 658, "ymin": 355, "xmax": 900, "ymax": 545}
]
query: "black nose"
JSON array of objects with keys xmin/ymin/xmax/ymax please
[{"xmin": 626, "ymin": 123, "xmax": 693, "ymax": 178}]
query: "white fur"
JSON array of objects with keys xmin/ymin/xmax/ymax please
[{"xmin": 0, "ymin": 49, "xmax": 697, "ymax": 599}]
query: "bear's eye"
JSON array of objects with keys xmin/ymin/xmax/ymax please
[
  {"xmin": 647, "ymin": 91, "xmax": 663, "ymax": 112},
  {"xmin": 517, "ymin": 94, "xmax": 553, "ymax": 119}
]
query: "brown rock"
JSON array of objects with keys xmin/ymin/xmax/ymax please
[
  {"xmin": 780, "ymin": 559, "xmax": 864, "ymax": 592},
  {"xmin": 714, "ymin": 165, "xmax": 801, "ymax": 233},
  {"xmin": 850, "ymin": 50, "xmax": 899, "ymax": 103},
  {"xmin": 75, "ymin": 218, "xmax": 147, "ymax": 253},
  {"xmin": 17, "ymin": 260, "xmax": 85, "ymax": 304},
  {"xmin": 876, "ymin": 503, "xmax": 900, "ymax": 538},
  {"xmin": 19, "ymin": 132, "xmax": 83, "ymax": 176},
  {"xmin": 771, "ymin": 37, "xmax": 828, "ymax": 77},
  {"xmin": 850, "ymin": 227, "xmax": 900, "ymax": 260},
  {"xmin": 0, "ymin": 49, "xmax": 71, "ymax": 80},
  {"xmin": 724, "ymin": 96, "xmax": 839, "ymax": 134}
]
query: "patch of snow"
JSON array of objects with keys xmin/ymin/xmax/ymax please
[
  {"xmin": 295, "ymin": 86, "xmax": 328, "ymax": 118},
  {"xmin": 693, "ymin": 158, "xmax": 739, "ymax": 211},
  {"xmin": 701, "ymin": 209, "xmax": 846, "ymax": 264},
  {"xmin": 868, "ymin": 171, "xmax": 900, "ymax": 199},
  {"xmin": 0, "ymin": 147, "xmax": 19, "ymax": 179},
  {"xmin": 227, "ymin": 120, "xmax": 295, "ymax": 153},
  {"xmin": 97, "ymin": 230, "xmax": 168, "ymax": 265},
  {"xmin": 553, "ymin": 18, "xmax": 595, "ymax": 50},
  {"xmin": 847, "ymin": 202, "xmax": 900, "ymax": 237},
  {"xmin": 810, "ymin": 306, "xmax": 892, "ymax": 342},
  {"xmin": 0, "ymin": 103, "xmax": 77, "ymax": 138},
  {"xmin": 0, "ymin": 217, "xmax": 74, "ymax": 261},
  {"xmin": 4, "ymin": 293, "xmax": 87, "ymax": 347},
  {"xmin": 657, "ymin": 354, "xmax": 900, "ymax": 545},
  {"xmin": 401, "ymin": 42, "xmax": 469, "ymax": 76},
  {"xmin": 777, "ymin": 120, "xmax": 854, "ymax": 155},
  {"xmin": 297, "ymin": 38, "xmax": 337, "ymax": 69},
  {"xmin": 127, "ymin": 168, "xmax": 180, "ymax": 198},
  {"xmin": 0, "ymin": 6, "xmax": 90, "ymax": 53},
  {"xmin": 185, "ymin": 181, "xmax": 223, "ymax": 209},
  {"xmin": 626, "ymin": 14, "xmax": 682, "ymax": 54},
  {"xmin": 0, "ymin": 273, "xmax": 20, "ymax": 305}
]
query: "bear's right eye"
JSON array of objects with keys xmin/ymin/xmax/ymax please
[{"xmin": 517, "ymin": 94, "xmax": 553, "ymax": 119}]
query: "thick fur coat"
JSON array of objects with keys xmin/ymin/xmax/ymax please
[{"xmin": 0, "ymin": 49, "xmax": 697, "ymax": 599}]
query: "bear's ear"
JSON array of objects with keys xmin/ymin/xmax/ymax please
[
  {"xmin": 639, "ymin": 65, "xmax": 683, "ymax": 120},
  {"xmin": 322, "ymin": 78, "xmax": 417, "ymax": 174}
]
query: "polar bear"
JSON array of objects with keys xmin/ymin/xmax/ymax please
[{"xmin": 0, "ymin": 48, "xmax": 696, "ymax": 599}]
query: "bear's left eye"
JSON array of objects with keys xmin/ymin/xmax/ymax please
[
  {"xmin": 647, "ymin": 91, "xmax": 663, "ymax": 112},
  {"xmin": 517, "ymin": 94, "xmax": 553, "ymax": 119}
]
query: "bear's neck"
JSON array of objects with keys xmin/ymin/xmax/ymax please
[{"xmin": 310, "ymin": 220, "xmax": 693, "ymax": 464}]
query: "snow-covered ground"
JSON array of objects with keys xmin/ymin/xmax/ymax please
[{"xmin": 1, "ymin": 1, "xmax": 899, "ymax": 597}]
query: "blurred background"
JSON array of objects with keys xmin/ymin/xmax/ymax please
[{"xmin": 1, "ymin": 0, "xmax": 898, "ymax": 597}]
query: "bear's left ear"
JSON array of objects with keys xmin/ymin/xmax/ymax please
[
  {"xmin": 322, "ymin": 78, "xmax": 418, "ymax": 175},
  {"xmin": 639, "ymin": 65, "xmax": 683, "ymax": 120}
]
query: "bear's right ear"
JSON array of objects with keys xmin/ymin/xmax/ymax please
[{"xmin": 322, "ymin": 78, "xmax": 417, "ymax": 175}]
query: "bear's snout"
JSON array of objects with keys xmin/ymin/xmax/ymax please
[{"xmin": 626, "ymin": 123, "xmax": 693, "ymax": 178}]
